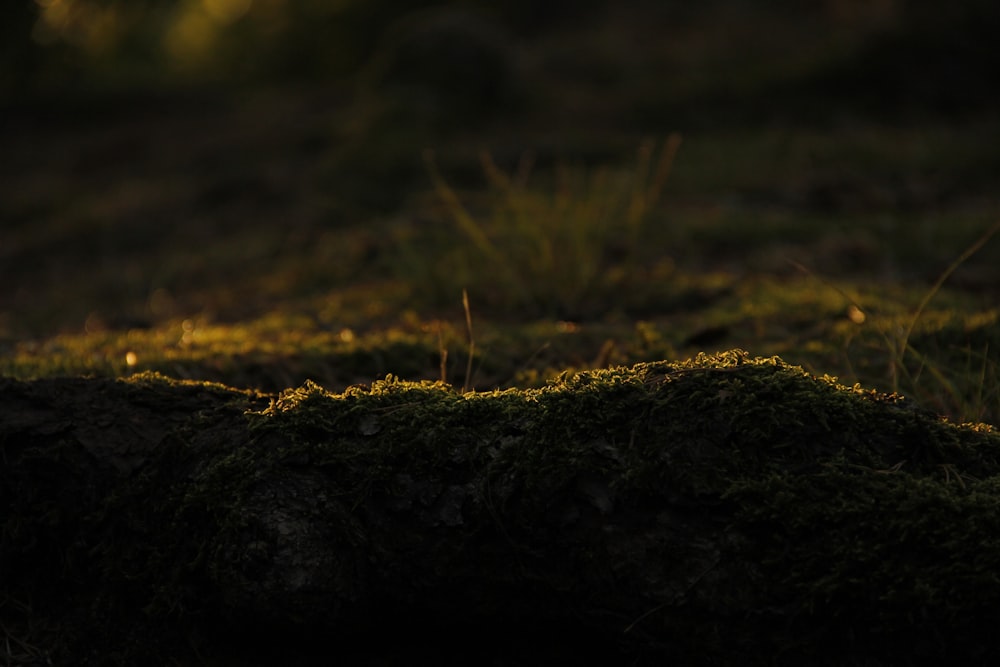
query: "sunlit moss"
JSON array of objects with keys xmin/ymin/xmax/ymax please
[
  {"xmin": 3, "ymin": 281, "xmax": 999, "ymax": 425},
  {"xmin": 221, "ymin": 348, "xmax": 1000, "ymax": 659}
]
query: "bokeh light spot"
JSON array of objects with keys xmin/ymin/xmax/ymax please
[
  {"xmin": 164, "ymin": 7, "xmax": 216, "ymax": 65},
  {"xmin": 203, "ymin": 0, "xmax": 253, "ymax": 25},
  {"xmin": 181, "ymin": 319, "xmax": 196, "ymax": 345}
]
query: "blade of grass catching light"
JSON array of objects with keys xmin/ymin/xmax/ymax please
[
  {"xmin": 646, "ymin": 133, "xmax": 683, "ymax": 209},
  {"xmin": 423, "ymin": 149, "xmax": 502, "ymax": 262},
  {"xmin": 437, "ymin": 320, "xmax": 447, "ymax": 384},
  {"xmin": 462, "ymin": 288, "xmax": 475, "ymax": 393},
  {"xmin": 423, "ymin": 149, "xmax": 531, "ymax": 306},
  {"xmin": 480, "ymin": 150, "xmax": 512, "ymax": 192},
  {"xmin": 899, "ymin": 220, "xmax": 1000, "ymax": 362},
  {"xmin": 627, "ymin": 134, "xmax": 683, "ymax": 252},
  {"xmin": 627, "ymin": 138, "xmax": 654, "ymax": 229}
]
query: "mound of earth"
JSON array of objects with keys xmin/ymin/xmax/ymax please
[{"xmin": 3, "ymin": 350, "xmax": 999, "ymax": 665}]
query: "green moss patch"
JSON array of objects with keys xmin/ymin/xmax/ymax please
[{"xmin": 4, "ymin": 352, "xmax": 1000, "ymax": 663}]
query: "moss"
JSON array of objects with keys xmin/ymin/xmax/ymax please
[
  {"xmin": 6, "ymin": 351, "xmax": 1000, "ymax": 663},
  {"xmin": 240, "ymin": 349, "xmax": 996, "ymax": 494},
  {"xmin": 727, "ymin": 471, "xmax": 1000, "ymax": 660},
  {"xmin": 210, "ymin": 349, "xmax": 1000, "ymax": 661}
]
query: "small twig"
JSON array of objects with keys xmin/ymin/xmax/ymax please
[
  {"xmin": 940, "ymin": 463, "xmax": 976, "ymax": 489},
  {"xmin": 623, "ymin": 601, "xmax": 670, "ymax": 635},
  {"xmin": 0, "ymin": 618, "xmax": 47, "ymax": 663},
  {"xmin": 786, "ymin": 258, "xmax": 866, "ymax": 317},
  {"xmin": 624, "ymin": 556, "xmax": 718, "ymax": 634}
]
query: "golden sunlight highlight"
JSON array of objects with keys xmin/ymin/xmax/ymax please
[
  {"xmin": 164, "ymin": 0, "xmax": 252, "ymax": 66},
  {"xmin": 202, "ymin": 0, "xmax": 253, "ymax": 25}
]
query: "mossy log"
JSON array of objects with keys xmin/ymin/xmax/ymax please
[{"xmin": 3, "ymin": 350, "xmax": 1000, "ymax": 665}]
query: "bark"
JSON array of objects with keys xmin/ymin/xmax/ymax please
[{"xmin": 3, "ymin": 351, "xmax": 1000, "ymax": 665}]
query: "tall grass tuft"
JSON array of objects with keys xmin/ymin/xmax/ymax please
[{"xmin": 421, "ymin": 135, "xmax": 681, "ymax": 318}]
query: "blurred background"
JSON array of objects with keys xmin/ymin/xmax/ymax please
[
  {"xmin": 5, "ymin": 0, "xmax": 998, "ymax": 115},
  {"xmin": 2, "ymin": 0, "xmax": 999, "ymax": 414}
]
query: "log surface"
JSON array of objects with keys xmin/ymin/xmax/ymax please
[{"xmin": 3, "ymin": 351, "xmax": 1000, "ymax": 665}]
